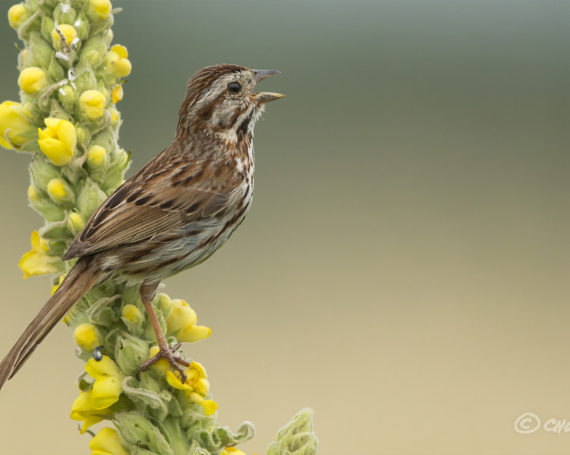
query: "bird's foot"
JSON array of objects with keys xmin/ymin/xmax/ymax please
[{"xmin": 137, "ymin": 342, "xmax": 190, "ymax": 382}]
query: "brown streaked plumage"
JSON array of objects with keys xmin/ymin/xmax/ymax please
[{"xmin": 0, "ymin": 64, "xmax": 284, "ymax": 388}]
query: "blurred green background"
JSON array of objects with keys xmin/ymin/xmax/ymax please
[{"xmin": 1, "ymin": 0, "xmax": 569, "ymax": 454}]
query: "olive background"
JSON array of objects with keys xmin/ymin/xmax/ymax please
[{"xmin": 0, "ymin": 1, "xmax": 569, "ymax": 454}]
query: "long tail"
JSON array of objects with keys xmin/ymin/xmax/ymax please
[{"xmin": 0, "ymin": 256, "xmax": 102, "ymax": 390}]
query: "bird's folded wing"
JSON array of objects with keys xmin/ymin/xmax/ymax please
[{"xmin": 63, "ymin": 162, "xmax": 238, "ymax": 260}]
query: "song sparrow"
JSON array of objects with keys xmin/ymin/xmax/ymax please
[{"xmin": 0, "ymin": 64, "xmax": 284, "ymax": 389}]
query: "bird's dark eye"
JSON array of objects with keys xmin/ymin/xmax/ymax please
[{"xmin": 227, "ymin": 82, "xmax": 242, "ymax": 94}]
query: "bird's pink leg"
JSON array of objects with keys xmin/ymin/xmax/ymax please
[{"xmin": 136, "ymin": 282, "xmax": 190, "ymax": 382}]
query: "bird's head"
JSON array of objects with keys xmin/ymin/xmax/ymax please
[{"xmin": 177, "ymin": 64, "xmax": 284, "ymax": 143}]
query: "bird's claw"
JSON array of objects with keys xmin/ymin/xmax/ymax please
[{"xmin": 137, "ymin": 342, "xmax": 190, "ymax": 382}]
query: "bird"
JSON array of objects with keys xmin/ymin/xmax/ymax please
[{"xmin": 0, "ymin": 63, "xmax": 284, "ymax": 390}]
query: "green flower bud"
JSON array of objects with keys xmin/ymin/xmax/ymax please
[
  {"xmin": 27, "ymin": 32, "xmax": 53, "ymax": 69},
  {"xmin": 40, "ymin": 16, "xmax": 55, "ymax": 43},
  {"xmin": 40, "ymin": 220, "xmax": 72, "ymax": 241},
  {"xmin": 74, "ymin": 13, "xmax": 91, "ymax": 40},
  {"xmin": 77, "ymin": 177, "xmax": 107, "ymax": 219},
  {"xmin": 114, "ymin": 412, "xmax": 174, "ymax": 455},
  {"xmin": 29, "ymin": 155, "xmax": 61, "ymax": 191},
  {"xmin": 103, "ymin": 148, "xmax": 130, "ymax": 192},
  {"xmin": 29, "ymin": 197, "xmax": 65, "ymax": 222},
  {"xmin": 47, "ymin": 56, "xmax": 65, "ymax": 81},
  {"xmin": 57, "ymin": 84, "xmax": 78, "ymax": 112},
  {"xmin": 114, "ymin": 332, "xmax": 149, "ymax": 376},
  {"xmin": 74, "ymin": 64, "xmax": 98, "ymax": 94},
  {"xmin": 53, "ymin": 3, "xmax": 77, "ymax": 25},
  {"xmin": 267, "ymin": 409, "xmax": 318, "ymax": 455},
  {"xmin": 80, "ymin": 33, "xmax": 108, "ymax": 67}
]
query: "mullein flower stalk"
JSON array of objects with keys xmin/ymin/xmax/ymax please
[{"xmin": 2, "ymin": 1, "xmax": 317, "ymax": 454}]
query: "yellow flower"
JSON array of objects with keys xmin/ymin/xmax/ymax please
[
  {"xmin": 221, "ymin": 448, "xmax": 248, "ymax": 455},
  {"xmin": 87, "ymin": 145, "xmax": 107, "ymax": 167},
  {"xmin": 70, "ymin": 389, "xmax": 112, "ymax": 433},
  {"xmin": 79, "ymin": 90, "xmax": 107, "ymax": 119},
  {"xmin": 165, "ymin": 362, "xmax": 218, "ymax": 415},
  {"xmin": 111, "ymin": 85, "xmax": 123, "ymax": 103},
  {"xmin": 74, "ymin": 323, "xmax": 102, "ymax": 351},
  {"xmin": 106, "ymin": 45, "xmax": 132, "ymax": 78},
  {"xmin": 38, "ymin": 118, "xmax": 76, "ymax": 166},
  {"xmin": 85, "ymin": 356, "xmax": 124, "ymax": 409},
  {"xmin": 89, "ymin": 0, "xmax": 112, "ymax": 20},
  {"xmin": 0, "ymin": 100, "xmax": 32, "ymax": 149},
  {"xmin": 8, "ymin": 3, "xmax": 28, "ymax": 29},
  {"xmin": 18, "ymin": 67, "xmax": 48, "ymax": 94},
  {"xmin": 121, "ymin": 304, "xmax": 143, "ymax": 324},
  {"xmin": 166, "ymin": 299, "xmax": 197, "ymax": 332},
  {"xmin": 51, "ymin": 24, "xmax": 78, "ymax": 49},
  {"xmin": 19, "ymin": 231, "xmax": 58, "ymax": 278},
  {"xmin": 89, "ymin": 428, "xmax": 129, "ymax": 455},
  {"xmin": 71, "ymin": 356, "xmax": 124, "ymax": 432},
  {"xmin": 165, "ymin": 299, "xmax": 211, "ymax": 343}
]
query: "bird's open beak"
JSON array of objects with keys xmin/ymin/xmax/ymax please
[{"xmin": 252, "ymin": 69, "xmax": 285, "ymax": 104}]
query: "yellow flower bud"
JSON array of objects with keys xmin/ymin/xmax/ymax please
[
  {"xmin": 111, "ymin": 85, "xmax": 123, "ymax": 103},
  {"xmin": 27, "ymin": 185, "xmax": 40, "ymax": 202},
  {"xmin": 79, "ymin": 90, "xmax": 107, "ymax": 120},
  {"xmin": 109, "ymin": 107, "xmax": 120, "ymax": 126},
  {"xmin": 166, "ymin": 299, "xmax": 197, "ymax": 333},
  {"xmin": 0, "ymin": 100, "xmax": 32, "ymax": 149},
  {"xmin": 89, "ymin": 428, "xmax": 129, "ymax": 455},
  {"xmin": 8, "ymin": 3, "xmax": 28, "ymax": 29},
  {"xmin": 74, "ymin": 323, "xmax": 102, "ymax": 351},
  {"xmin": 87, "ymin": 145, "xmax": 107, "ymax": 167},
  {"xmin": 89, "ymin": 0, "xmax": 112, "ymax": 19},
  {"xmin": 47, "ymin": 178, "xmax": 69, "ymax": 202},
  {"xmin": 38, "ymin": 118, "xmax": 77, "ymax": 166},
  {"xmin": 67, "ymin": 212, "xmax": 85, "ymax": 234},
  {"xmin": 221, "ymin": 447, "xmax": 248, "ymax": 455},
  {"xmin": 177, "ymin": 324, "xmax": 212, "ymax": 343},
  {"xmin": 121, "ymin": 304, "xmax": 143, "ymax": 324},
  {"xmin": 18, "ymin": 67, "xmax": 48, "ymax": 94},
  {"xmin": 106, "ymin": 45, "xmax": 132, "ymax": 78},
  {"xmin": 51, "ymin": 24, "xmax": 78, "ymax": 48}
]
